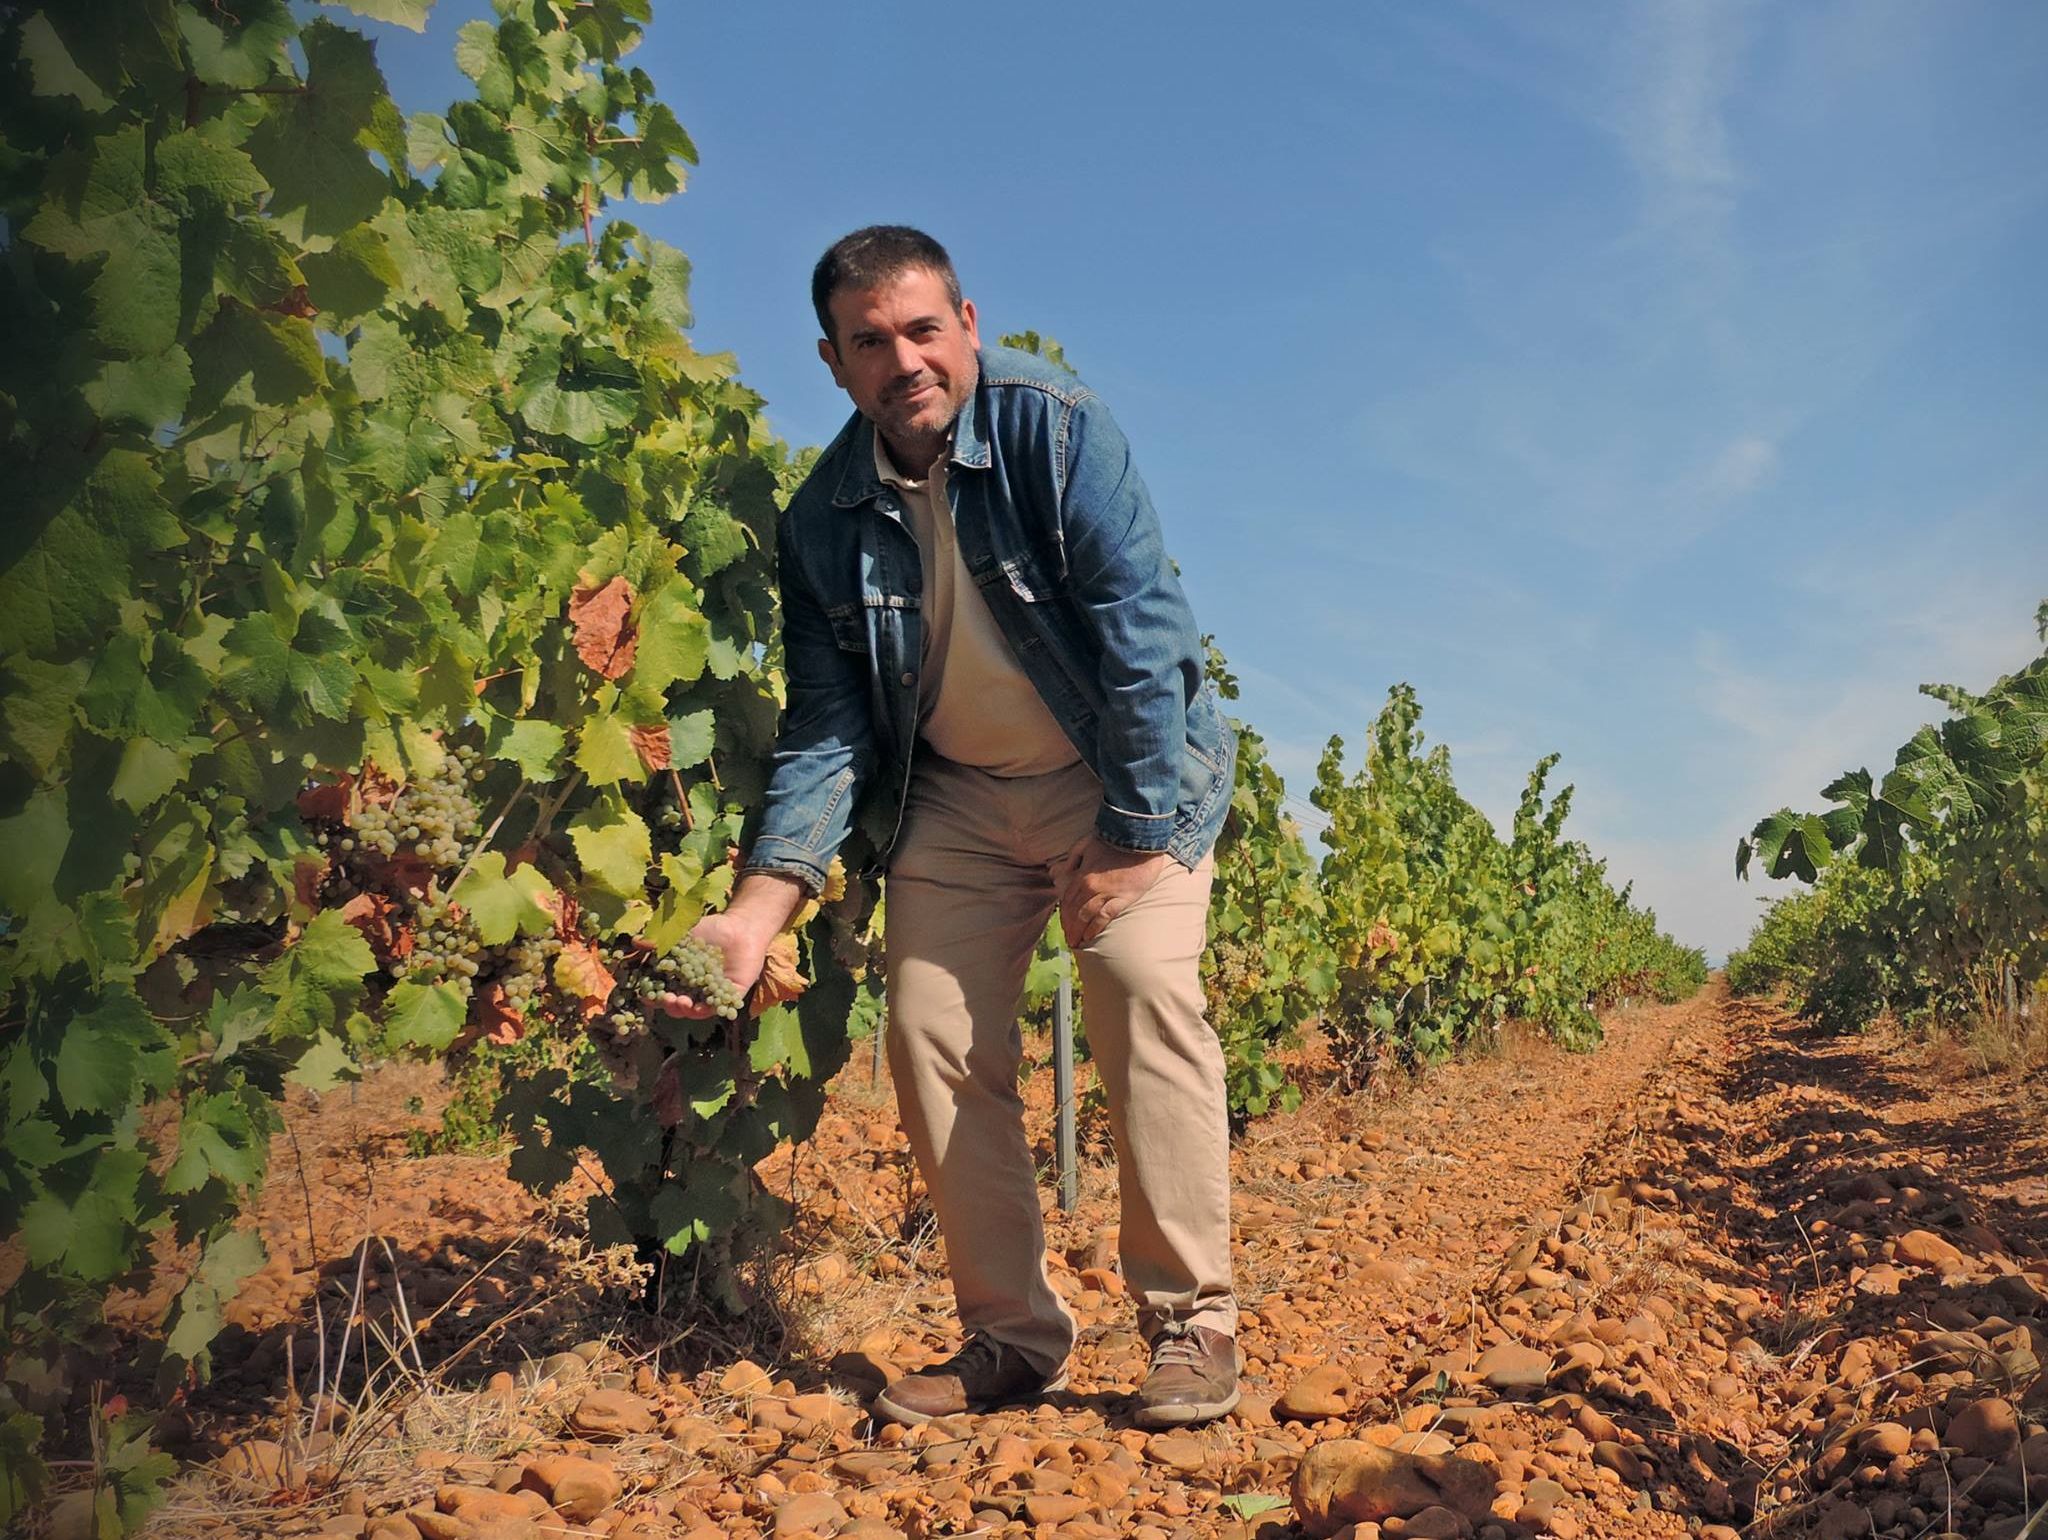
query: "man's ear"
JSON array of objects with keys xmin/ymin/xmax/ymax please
[
  {"xmin": 817, "ymin": 336, "xmax": 846, "ymax": 388},
  {"xmin": 959, "ymin": 297, "xmax": 979, "ymax": 351}
]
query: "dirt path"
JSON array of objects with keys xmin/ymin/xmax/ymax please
[{"xmin": 138, "ymin": 986, "xmax": 2047, "ymax": 1540}]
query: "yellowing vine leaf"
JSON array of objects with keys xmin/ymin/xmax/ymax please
[
  {"xmin": 748, "ymin": 932, "xmax": 806, "ymax": 1016},
  {"xmin": 554, "ymin": 938, "xmax": 616, "ymax": 1019}
]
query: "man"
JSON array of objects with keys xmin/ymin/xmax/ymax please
[{"xmin": 668, "ymin": 226, "xmax": 1239, "ymax": 1428}]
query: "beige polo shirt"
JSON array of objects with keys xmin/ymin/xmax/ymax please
[{"xmin": 876, "ymin": 432, "xmax": 1082, "ymax": 777}]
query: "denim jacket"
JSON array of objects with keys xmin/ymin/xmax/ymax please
[{"xmin": 742, "ymin": 345, "xmax": 1237, "ymax": 893}]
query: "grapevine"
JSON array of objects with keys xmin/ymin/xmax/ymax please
[
  {"xmin": 1314, "ymin": 685, "xmax": 1704, "ymax": 1087},
  {"xmin": 0, "ymin": 0, "xmax": 879, "ymax": 1526},
  {"xmin": 1733, "ymin": 601, "xmax": 2047, "ymax": 1033}
]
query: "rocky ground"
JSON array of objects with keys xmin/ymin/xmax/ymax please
[{"xmin": 120, "ymin": 982, "xmax": 2046, "ymax": 1540}]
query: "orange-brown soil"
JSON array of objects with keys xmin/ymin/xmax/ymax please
[{"xmin": 121, "ymin": 983, "xmax": 2045, "ymax": 1540}]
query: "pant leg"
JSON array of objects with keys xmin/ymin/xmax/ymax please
[
  {"xmin": 884, "ymin": 757, "xmax": 1075, "ymax": 1374},
  {"xmin": 1070, "ymin": 849, "xmax": 1237, "ymax": 1340},
  {"xmin": 1005, "ymin": 769, "xmax": 1238, "ymax": 1342}
]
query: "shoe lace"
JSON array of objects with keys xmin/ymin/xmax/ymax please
[
  {"xmin": 945, "ymin": 1332, "xmax": 1008, "ymax": 1378},
  {"xmin": 1149, "ymin": 1321, "xmax": 1207, "ymax": 1371}
]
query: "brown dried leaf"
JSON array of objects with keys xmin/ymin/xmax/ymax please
[
  {"xmin": 567, "ymin": 574, "xmax": 638, "ymax": 680},
  {"xmin": 537, "ymin": 877, "xmax": 577, "ymax": 939},
  {"xmin": 748, "ymin": 931, "xmax": 807, "ymax": 1015},
  {"xmin": 356, "ymin": 762, "xmax": 401, "ymax": 810},
  {"xmin": 295, "ymin": 773, "xmax": 354, "ymax": 825},
  {"xmin": 339, "ymin": 891, "xmax": 409, "ymax": 967},
  {"xmin": 378, "ymin": 851, "xmax": 437, "ymax": 900},
  {"xmin": 629, "ymin": 722, "xmax": 672, "ymax": 772},
  {"xmin": 555, "ymin": 938, "xmax": 617, "ymax": 1019},
  {"xmin": 292, "ymin": 854, "xmax": 330, "ymax": 917},
  {"xmin": 651, "ymin": 1052, "xmax": 685, "ymax": 1128},
  {"xmin": 266, "ymin": 284, "xmax": 318, "ymax": 319},
  {"xmin": 473, "ymin": 981, "xmax": 526, "ymax": 1046}
]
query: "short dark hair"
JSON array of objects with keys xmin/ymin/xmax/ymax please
[{"xmin": 812, "ymin": 225, "xmax": 963, "ymax": 348}]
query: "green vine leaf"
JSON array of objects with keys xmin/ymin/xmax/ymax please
[{"xmin": 448, "ymin": 853, "xmax": 557, "ymax": 945}]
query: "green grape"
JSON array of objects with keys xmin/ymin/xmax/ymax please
[
  {"xmin": 397, "ymin": 892, "xmax": 484, "ymax": 987},
  {"xmin": 665, "ymin": 934, "xmax": 746, "ymax": 1020},
  {"xmin": 494, "ymin": 933, "xmax": 562, "ymax": 1013},
  {"xmin": 345, "ymin": 742, "xmax": 483, "ymax": 872}
]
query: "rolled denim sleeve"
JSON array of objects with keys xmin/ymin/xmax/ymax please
[
  {"xmin": 740, "ymin": 510, "xmax": 877, "ymax": 894},
  {"xmin": 1057, "ymin": 394, "xmax": 1206, "ymax": 855}
]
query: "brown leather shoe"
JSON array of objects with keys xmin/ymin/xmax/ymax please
[
  {"xmin": 1135, "ymin": 1322, "xmax": 1241, "ymax": 1428},
  {"xmin": 872, "ymin": 1333, "xmax": 1068, "ymax": 1426}
]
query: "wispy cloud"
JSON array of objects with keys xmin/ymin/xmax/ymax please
[
  {"xmin": 1701, "ymin": 434, "xmax": 1778, "ymax": 499},
  {"xmin": 1616, "ymin": 0, "xmax": 1750, "ymax": 229}
]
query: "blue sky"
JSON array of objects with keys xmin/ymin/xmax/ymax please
[{"xmin": 368, "ymin": 0, "xmax": 2048, "ymax": 961}]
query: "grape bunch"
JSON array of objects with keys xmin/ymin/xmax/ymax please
[
  {"xmin": 581, "ymin": 933, "xmax": 750, "ymax": 1092},
  {"xmin": 642, "ymin": 934, "xmax": 748, "ymax": 1021},
  {"xmin": 494, "ymin": 932, "xmax": 564, "ymax": 1015},
  {"xmin": 399, "ymin": 895, "xmax": 483, "ymax": 987},
  {"xmin": 352, "ymin": 742, "xmax": 485, "ymax": 869},
  {"xmin": 584, "ymin": 989, "xmax": 651, "ymax": 1090}
]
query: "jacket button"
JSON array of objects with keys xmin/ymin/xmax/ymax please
[{"xmin": 900, "ymin": 671, "xmax": 916, "ymax": 687}]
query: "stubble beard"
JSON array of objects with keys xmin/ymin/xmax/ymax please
[{"xmin": 878, "ymin": 354, "xmax": 979, "ymax": 473}]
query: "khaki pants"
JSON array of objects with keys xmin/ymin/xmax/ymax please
[{"xmin": 883, "ymin": 754, "xmax": 1236, "ymax": 1375}]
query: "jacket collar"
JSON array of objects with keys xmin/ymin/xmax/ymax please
[
  {"xmin": 949, "ymin": 358, "xmax": 993, "ymax": 469},
  {"xmin": 827, "ymin": 352, "xmax": 993, "ymax": 508}
]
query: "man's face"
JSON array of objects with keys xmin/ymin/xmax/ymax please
[{"xmin": 819, "ymin": 266, "xmax": 980, "ymax": 456}]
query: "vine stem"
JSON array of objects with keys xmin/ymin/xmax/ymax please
[
  {"xmin": 446, "ymin": 779, "xmax": 531, "ymax": 892},
  {"xmin": 530, "ymin": 771, "xmax": 585, "ymax": 842}
]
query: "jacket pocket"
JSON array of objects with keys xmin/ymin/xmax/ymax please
[
  {"xmin": 825, "ymin": 603, "xmax": 869, "ymax": 654},
  {"xmin": 997, "ymin": 545, "xmax": 1067, "ymax": 603}
]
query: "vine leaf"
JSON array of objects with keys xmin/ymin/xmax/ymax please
[
  {"xmin": 748, "ymin": 933, "xmax": 807, "ymax": 1016},
  {"xmin": 553, "ymin": 939, "xmax": 616, "ymax": 1020},
  {"xmin": 569, "ymin": 796, "xmax": 652, "ymax": 897},
  {"xmin": 244, "ymin": 19, "xmax": 391, "ymax": 241},
  {"xmin": 383, "ymin": 980, "xmax": 467, "ymax": 1050},
  {"xmin": 484, "ymin": 717, "xmax": 566, "ymax": 778},
  {"xmin": 630, "ymin": 722, "xmax": 672, "ymax": 772},
  {"xmin": 573, "ymin": 711, "xmax": 644, "ymax": 787},
  {"xmin": 448, "ymin": 852, "xmax": 555, "ymax": 946},
  {"xmin": 667, "ymin": 707, "xmax": 715, "ymax": 769},
  {"xmin": 264, "ymin": 909, "xmax": 375, "ymax": 1038},
  {"xmin": 162, "ymin": 1230, "xmax": 265, "ymax": 1366},
  {"xmin": 55, "ymin": 989, "xmax": 161, "ymax": 1117},
  {"xmin": 568, "ymin": 574, "xmax": 638, "ymax": 680},
  {"xmin": 321, "ymin": 0, "xmax": 432, "ymax": 31}
]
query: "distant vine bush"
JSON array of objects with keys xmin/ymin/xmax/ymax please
[
  {"xmin": 1201, "ymin": 646, "xmax": 1335, "ymax": 1122},
  {"xmin": 0, "ymin": 0, "xmax": 879, "ymax": 1523},
  {"xmin": 1313, "ymin": 686, "xmax": 1703, "ymax": 1085},
  {"xmin": 1735, "ymin": 603, "xmax": 2047, "ymax": 1033}
]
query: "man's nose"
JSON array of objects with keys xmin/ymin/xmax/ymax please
[{"xmin": 891, "ymin": 336, "xmax": 924, "ymax": 376}]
